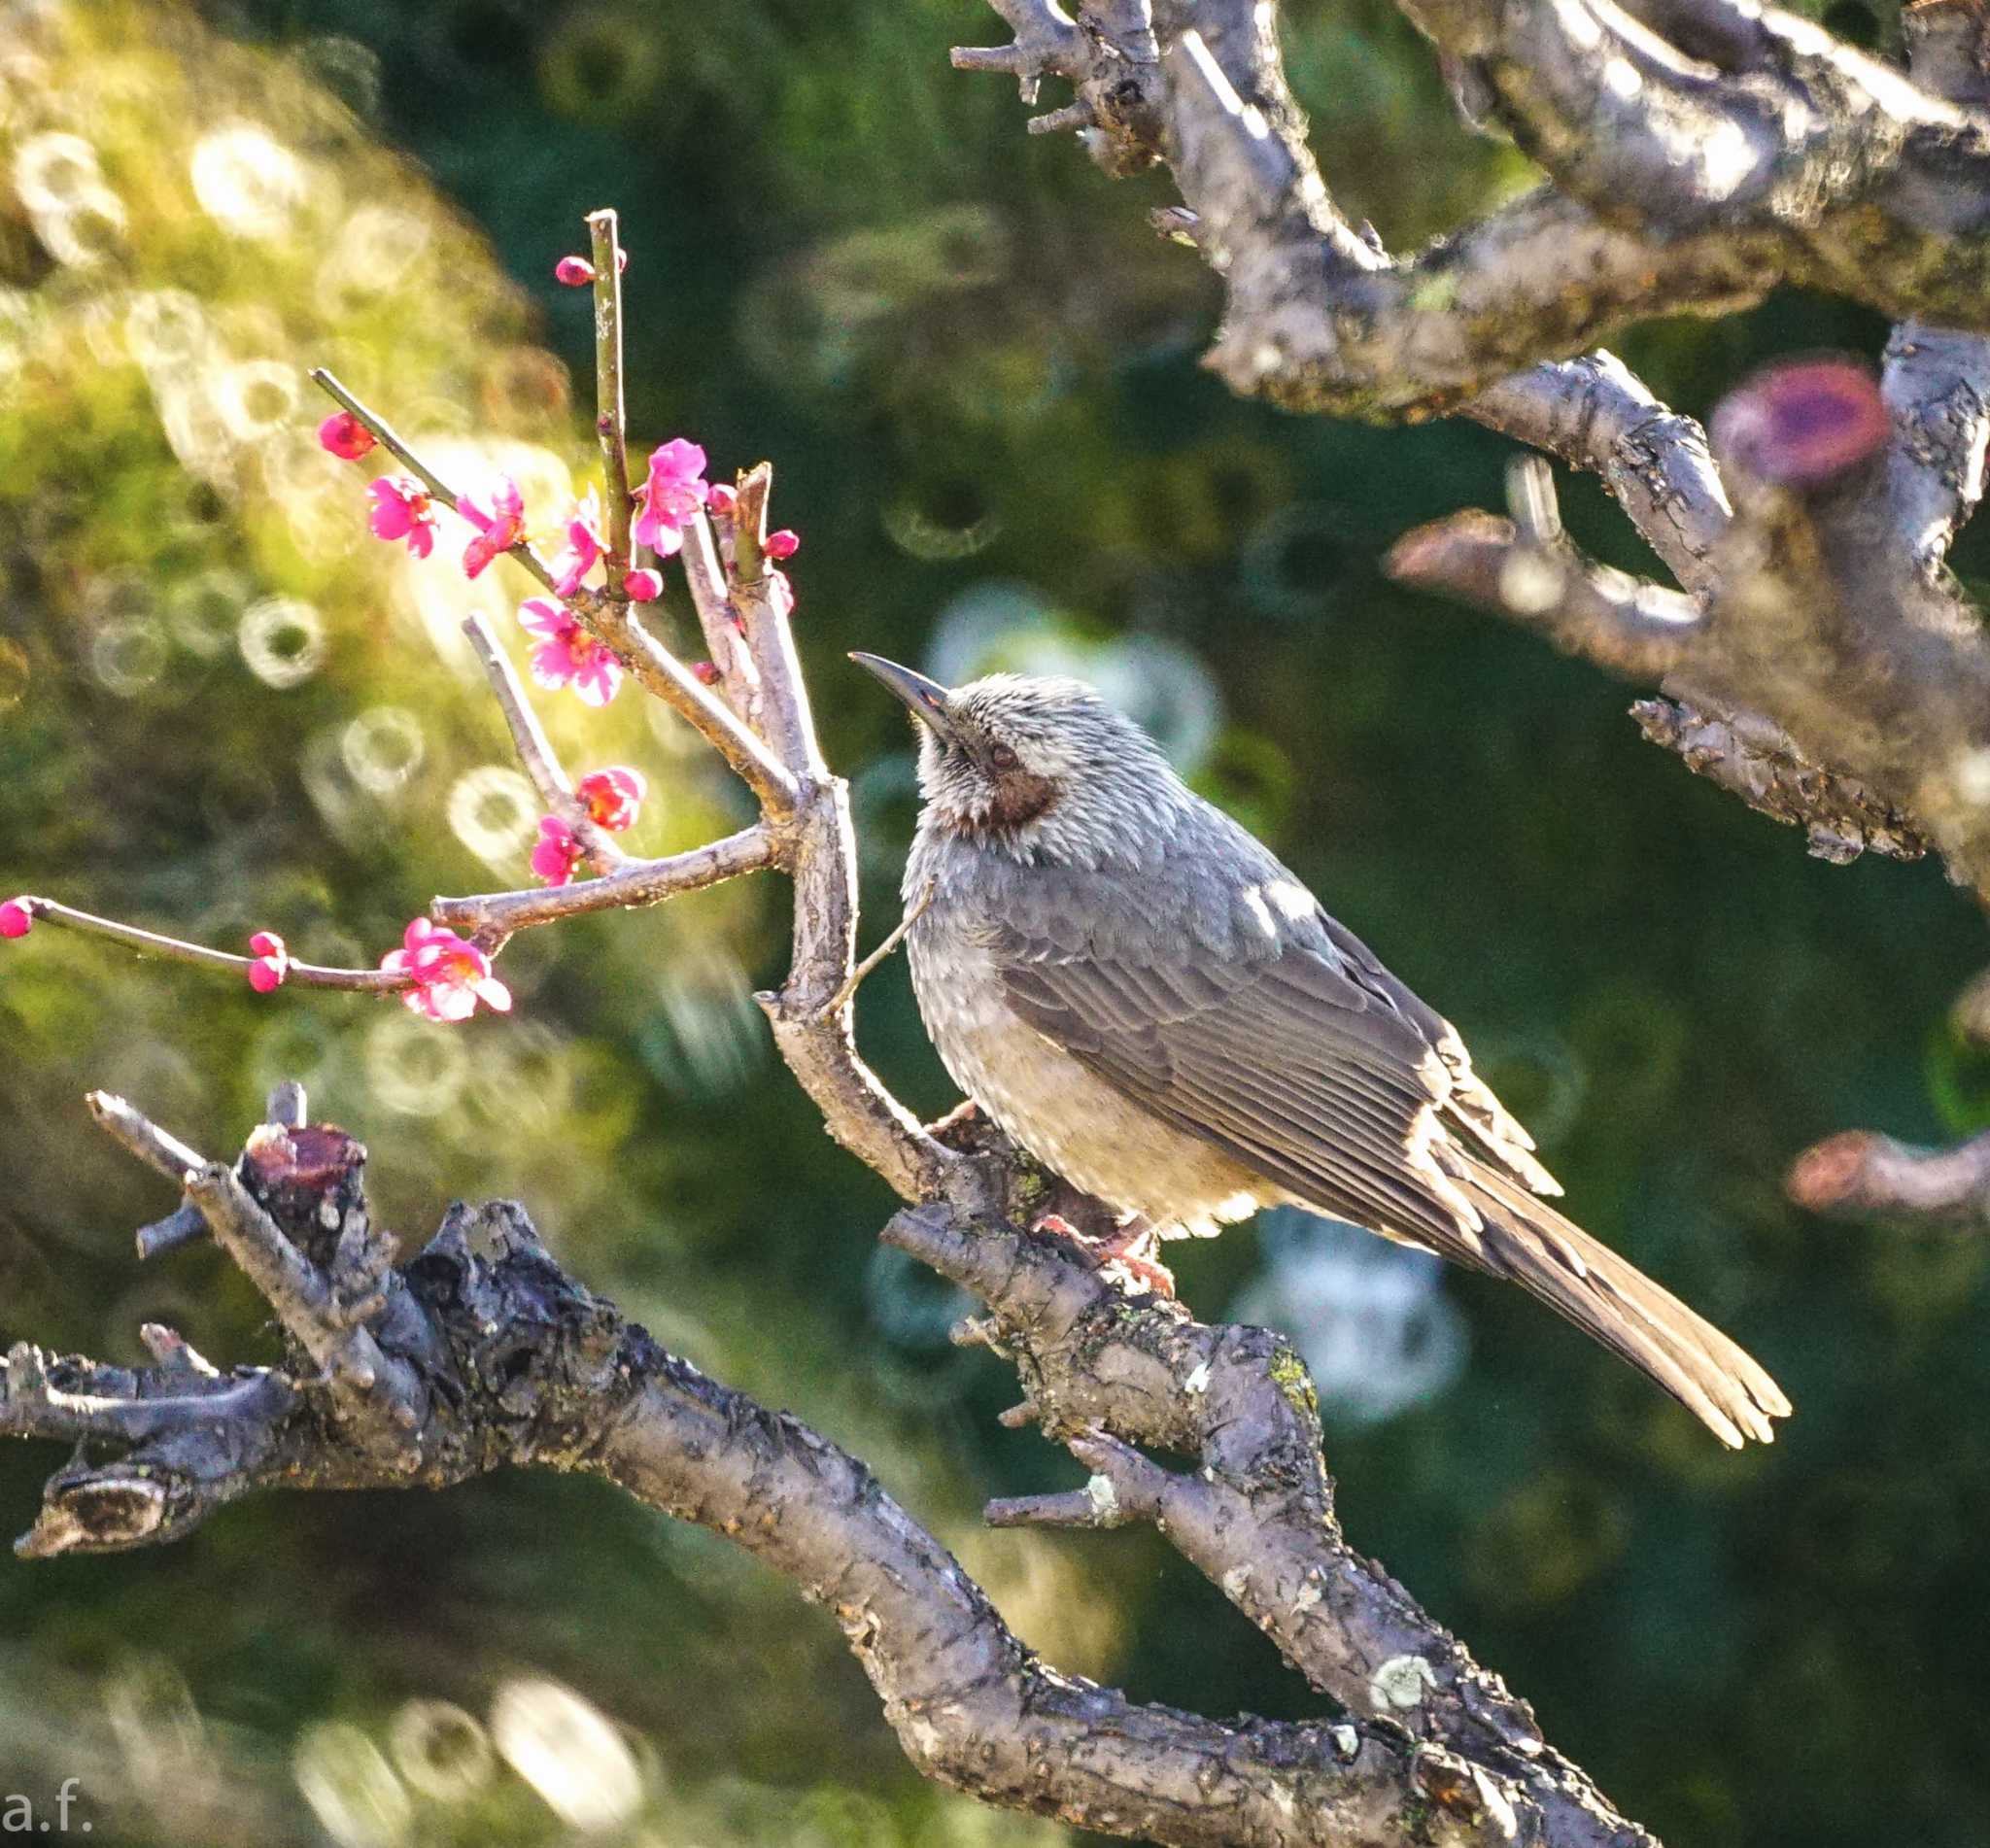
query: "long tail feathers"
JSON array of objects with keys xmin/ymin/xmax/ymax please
[{"xmin": 1458, "ymin": 1164, "xmax": 1791, "ymax": 1448}]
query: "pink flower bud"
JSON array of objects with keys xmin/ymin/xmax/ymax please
[
  {"xmin": 623, "ymin": 566, "xmax": 663, "ymax": 602},
  {"xmin": 705, "ymin": 483, "xmax": 738, "ymax": 518},
  {"xmin": 577, "ymin": 767, "xmax": 646, "ymax": 833},
  {"xmin": 1711, "ymin": 358, "xmax": 1890, "ymax": 492},
  {"xmin": 318, "ymin": 412, "xmax": 377, "ymax": 461},
  {"xmin": 692, "ymin": 661, "xmax": 722, "ymax": 687},
  {"xmin": 555, "ymin": 256, "xmax": 597, "ymax": 287},
  {"xmin": 246, "ymin": 929, "xmax": 289, "ymax": 992},
  {"xmin": 763, "ymin": 528, "xmax": 800, "ymax": 561},
  {"xmin": 0, "ymin": 898, "xmax": 32, "ymax": 939}
]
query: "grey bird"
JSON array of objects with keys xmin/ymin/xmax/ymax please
[{"xmin": 854, "ymin": 654, "xmax": 1792, "ymax": 1448}]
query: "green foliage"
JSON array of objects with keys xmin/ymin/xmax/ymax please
[{"xmin": 0, "ymin": 0, "xmax": 1984, "ymax": 1844}]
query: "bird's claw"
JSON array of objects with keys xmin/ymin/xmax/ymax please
[{"xmin": 1031, "ymin": 1214, "xmax": 1176, "ymax": 1299}]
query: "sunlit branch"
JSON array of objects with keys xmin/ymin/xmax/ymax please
[
  {"xmin": 309, "ymin": 367, "xmax": 798, "ymax": 811},
  {"xmin": 429, "ymin": 827, "xmax": 775, "ymax": 938},
  {"xmin": 586, "ymin": 207, "xmax": 635, "ymax": 572},
  {"xmin": 5, "ymin": 897, "xmax": 404, "ymax": 993},
  {"xmin": 461, "ymin": 613, "xmax": 626, "ymax": 875}
]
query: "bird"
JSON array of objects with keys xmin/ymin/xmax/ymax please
[{"xmin": 852, "ymin": 653, "xmax": 1792, "ymax": 1448}]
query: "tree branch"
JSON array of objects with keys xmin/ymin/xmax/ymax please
[
  {"xmin": 462, "ymin": 611, "xmax": 626, "ymax": 875},
  {"xmin": 1788, "ymin": 1127, "xmax": 1990, "ymax": 1229},
  {"xmin": 4, "ymin": 192, "xmax": 1681, "ymax": 1848},
  {"xmin": 4, "ymin": 1097, "xmax": 1526, "ymax": 1848}
]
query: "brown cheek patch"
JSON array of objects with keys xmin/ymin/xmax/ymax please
[{"xmin": 987, "ymin": 770, "xmax": 1057, "ymax": 829}]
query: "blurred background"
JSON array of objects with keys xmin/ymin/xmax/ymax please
[{"xmin": 1, "ymin": 0, "xmax": 1986, "ymax": 1843}]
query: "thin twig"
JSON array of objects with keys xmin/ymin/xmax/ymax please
[
  {"xmin": 815, "ymin": 880, "xmax": 934, "ymax": 1019},
  {"xmin": 9, "ymin": 898, "xmax": 405, "ymax": 992},
  {"xmin": 429, "ymin": 827, "xmax": 774, "ymax": 938},
  {"xmin": 86, "ymin": 1091, "xmax": 209, "ymax": 1184},
  {"xmin": 678, "ymin": 510, "xmax": 757, "ymax": 701},
  {"xmin": 461, "ymin": 613, "xmax": 624, "ymax": 874},
  {"xmin": 587, "ymin": 208, "xmax": 634, "ymax": 573},
  {"xmin": 572, "ymin": 590, "xmax": 801, "ymax": 810},
  {"xmin": 266, "ymin": 1080, "xmax": 308, "ymax": 1129},
  {"xmin": 135, "ymin": 1204, "xmax": 210, "ymax": 1263}
]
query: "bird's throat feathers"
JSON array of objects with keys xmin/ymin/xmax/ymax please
[{"xmin": 908, "ymin": 669, "xmax": 1181, "ymax": 865}]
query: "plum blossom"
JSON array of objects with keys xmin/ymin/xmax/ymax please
[
  {"xmin": 764, "ymin": 528, "xmax": 800, "ymax": 561},
  {"xmin": 247, "ymin": 929, "xmax": 289, "ymax": 993},
  {"xmin": 368, "ymin": 476, "xmax": 437, "ymax": 559},
  {"xmin": 318, "ymin": 412, "xmax": 377, "ymax": 461},
  {"xmin": 549, "ymin": 488, "xmax": 605, "ymax": 596},
  {"xmin": 622, "ymin": 566, "xmax": 662, "ymax": 602},
  {"xmin": 0, "ymin": 898, "xmax": 32, "ymax": 939},
  {"xmin": 706, "ymin": 483, "xmax": 738, "ymax": 518},
  {"xmin": 530, "ymin": 816, "xmax": 583, "ymax": 887},
  {"xmin": 459, "ymin": 474, "xmax": 526, "ymax": 579},
  {"xmin": 519, "ymin": 597, "xmax": 623, "ymax": 705},
  {"xmin": 380, "ymin": 917, "xmax": 511, "ymax": 1023},
  {"xmin": 577, "ymin": 767, "xmax": 646, "ymax": 832},
  {"xmin": 632, "ymin": 439, "xmax": 708, "ymax": 558}
]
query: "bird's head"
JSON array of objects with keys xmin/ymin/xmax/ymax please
[{"xmin": 850, "ymin": 654, "xmax": 1176, "ymax": 863}]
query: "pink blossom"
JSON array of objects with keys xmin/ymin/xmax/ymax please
[
  {"xmin": 459, "ymin": 475, "xmax": 527, "ymax": 579},
  {"xmin": 518, "ymin": 598, "xmax": 623, "ymax": 706},
  {"xmin": 318, "ymin": 412, "xmax": 377, "ymax": 461},
  {"xmin": 531, "ymin": 816, "xmax": 583, "ymax": 886},
  {"xmin": 706, "ymin": 483, "xmax": 738, "ymax": 519},
  {"xmin": 622, "ymin": 566, "xmax": 662, "ymax": 602},
  {"xmin": 549, "ymin": 488, "xmax": 605, "ymax": 596},
  {"xmin": 764, "ymin": 528, "xmax": 800, "ymax": 561},
  {"xmin": 0, "ymin": 898, "xmax": 32, "ymax": 939},
  {"xmin": 577, "ymin": 767, "xmax": 646, "ymax": 832},
  {"xmin": 368, "ymin": 476, "xmax": 437, "ymax": 559},
  {"xmin": 246, "ymin": 929, "xmax": 289, "ymax": 993},
  {"xmin": 379, "ymin": 917, "xmax": 512, "ymax": 1023},
  {"xmin": 632, "ymin": 439, "xmax": 708, "ymax": 558}
]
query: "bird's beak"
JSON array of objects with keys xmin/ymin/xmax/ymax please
[{"xmin": 849, "ymin": 652, "xmax": 958, "ymax": 743}]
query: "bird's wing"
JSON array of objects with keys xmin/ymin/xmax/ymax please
[
  {"xmin": 1313, "ymin": 912, "xmax": 1562, "ymax": 1197},
  {"xmin": 991, "ymin": 895, "xmax": 1512, "ymax": 1266}
]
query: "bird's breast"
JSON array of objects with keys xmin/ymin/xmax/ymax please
[{"xmin": 905, "ymin": 911, "xmax": 1265, "ymax": 1238}]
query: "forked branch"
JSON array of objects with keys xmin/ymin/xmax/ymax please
[{"xmin": 0, "ymin": 202, "xmax": 1664, "ymax": 1848}]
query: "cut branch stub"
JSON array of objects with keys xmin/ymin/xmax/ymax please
[
  {"xmin": 241, "ymin": 1122, "xmax": 367, "ymax": 1270},
  {"xmin": 1788, "ymin": 1127, "xmax": 1990, "ymax": 1228}
]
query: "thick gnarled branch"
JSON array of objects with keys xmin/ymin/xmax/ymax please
[{"xmin": 3, "ymin": 1093, "xmax": 1521, "ymax": 1848}]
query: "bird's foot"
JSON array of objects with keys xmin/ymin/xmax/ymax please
[{"xmin": 1032, "ymin": 1214, "xmax": 1176, "ymax": 1299}]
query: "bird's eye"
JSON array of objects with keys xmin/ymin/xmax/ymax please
[{"xmin": 987, "ymin": 742, "xmax": 1020, "ymax": 773}]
